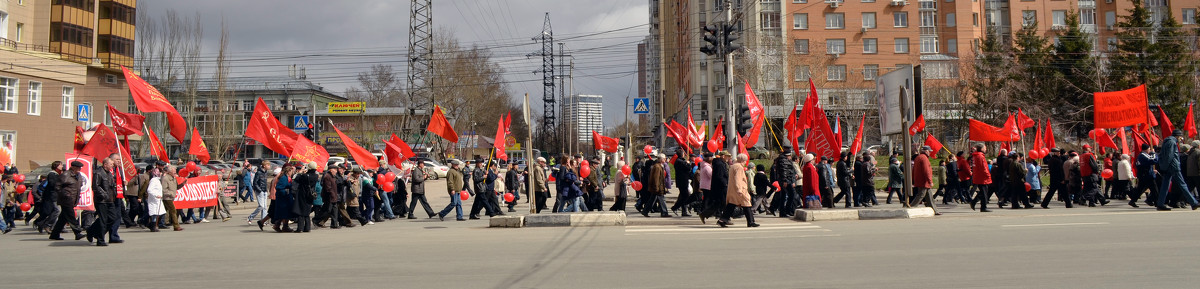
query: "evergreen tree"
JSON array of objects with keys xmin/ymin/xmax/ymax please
[
  {"xmin": 1054, "ymin": 11, "xmax": 1100, "ymax": 133},
  {"xmin": 1011, "ymin": 20, "xmax": 1058, "ymax": 111},
  {"xmin": 1108, "ymin": 0, "xmax": 1153, "ymax": 93},
  {"xmin": 1147, "ymin": 13, "xmax": 1196, "ymax": 118},
  {"xmin": 969, "ymin": 27, "xmax": 1015, "ymax": 120}
]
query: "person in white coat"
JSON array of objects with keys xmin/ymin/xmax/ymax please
[
  {"xmin": 1114, "ymin": 154, "xmax": 1134, "ymax": 205},
  {"xmin": 145, "ymin": 168, "xmax": 166, "ymax": 233}
]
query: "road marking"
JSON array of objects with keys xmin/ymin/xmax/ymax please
[
  {"xmin": 625, "ymin": 224, "xmax": 828, "ymax": 235},
  {"xmin": 719, "ymin": 234, "xmax": 841, "ymax": 240},
  {"xmin": 1001, "ymin": 222, "xmax": 1109, "ymax": 228}
]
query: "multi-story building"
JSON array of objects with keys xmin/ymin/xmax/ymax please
[
  {"xmin": 561, "ymin": 94, "xmax": 605, "ymax": 144},
  {"xmin": 1, "ymin": 0, "xmax": 136, "ymax": 169}
]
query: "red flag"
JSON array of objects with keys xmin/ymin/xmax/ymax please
[
  {"xmin": 245, "ymin": 98, "xmax": 295, "ymax": 156},
  {"xmin": 1160, "ymin": 108, "xmax": 1175, "ymax": 138},
  {"xmin": 121, "ymin": 66, "xmax": 186, "ymax": 141},
  {"xmin": 736, "ymin": 133, "xmax": 749, "ymax": 160},
  {"xmin": 1148, "ymin": 130, "xmax": 1161, "ymax": 146},
  {"xmin": 1118, "ymin": 128, "xmax": 1129, "ymax": 155},
  {"xmin": 1092, "ymin": 129, "xmax": 1118, "ymax": 150},
  {"xmin": 849, "ymin": 114, "xmax": 866, "ymax": 156},
  {"xmin": 493, "ymin": 116, "xmax": 508, "ymax": 161},
  {"xmin": 1132, "ymin": 129, "xmax": 1145, "ymax": 152},
  {"xmin": 743, "ymin": 82, "xmax": 766, "ymax": 147},
  {"xmin": 1146, "ymin": 108, "xmax": 1159, "ymax": 127},
  {"xmin": 330, "ymin": 121, "xmax": 380, "ymax": 170},
  {"xmin": 908, "ymin": 114, "xmax": 926, "ymax": 136},
  {"xmin": 798, "ymin": 79, "xmax": 821, "ymax": 130},
  {"xmin": 73, "ymin": 126, "xmax": 86, "ymax": 152},
  {"xmin": 188, "ymin": 128, "xmax": 210, "ymax": 164},
  {"xmin": 82, "ymin": 124, "xmax": 119, "ymax": 160},
  {"xmin": 146, "ymin": 126, "xmax": 169, "ymax": 161},
  {"xmin": 664, "ymin": 120, "xmax": 689, "ymax": 149},
  {"xmin": 1186, "ymin": 103, "xmax": 1197, "ymax": 138},
  {"xmin": 806, "ymin": 112, "xmax": 840, "ymax": 160},
  {"xmin": 1002, "ymin": 114, "xmax": 1021, "ymax": 139},
  {"xmin": 712, "ymin": 118, "xmax": 725, "ymax": 148},
  {"xmin": 1001, "ymin": 142, "xmax": 1011, "ymax": 154},
  {"xmin": 1093, "ymin": 85, "xmax": 1149, "ymax": 129},
  {"xmin": 686, "ymin": 107, "xmax": 702, "ymax": 149},
  {"xmin": 106, "ymin": 102, "xmax": 145, "ymax": 136},
  {"xmin": 593, "ymin": 131, "xmax": 620, "ymax": 153},
  {"xmin": 924, "ymin": 134, "xmax": 945, "ymax": 155},
  {"xmin": 1032, "ymin": 122, "xmax": 1044, "ymax": 151},
  {"xmin": 118, "ymin": 138, "xmax": 136, "ymax": 182},
  {"xmin": 426, "ymin": 105, "xmax": 459, "ymax": 143},
  {"xmin": 969, "ymin": 119, "xmax": 1021, "ymax": 142},
  {"xmin": 1044, "ymin": 120, "xmax": 1057, "ymax": 148},
  {"xmin": 290, "ymin": 135, "xmax": 329, "ymax": 171},
  {"xmin": 782, "ymin": 104, "xmax": 801, "ymax": 152},
  {"xmin": 385, "ymin": 134, "xmax": 416, "ymax": 167},
  {"xmin": 1016, "ymin": 108, "xmax": 1035, "ymax": 130}
]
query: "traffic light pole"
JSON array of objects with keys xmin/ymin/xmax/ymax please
[{"xmin": 724, "ymin": 2, "xmax": 737, "ymax": 154}]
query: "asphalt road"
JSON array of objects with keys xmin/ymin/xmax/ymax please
[{"xmin": 2, "ymin": 179, "xmax": 1199, "ymax": 288}]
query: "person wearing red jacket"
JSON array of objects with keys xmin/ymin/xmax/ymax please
[
  {"xmin": 909, "ymin": 146, "xmax": 939, "ymax": 215},
  {"xmin": 969, "ymin": 143, "xmax": 994, "ymax": 212},
  {"xmin": 801, "ymin": 154, "xmax": 821, "ymax": 209}
]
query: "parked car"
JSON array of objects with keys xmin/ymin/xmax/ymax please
[
  {"xmin": 21, "ymin": 165, "xmax": 55, "ymax": 186},
  {"xmin": 747, "ymin": 147, "xmax": 772, "ymax": 160}
]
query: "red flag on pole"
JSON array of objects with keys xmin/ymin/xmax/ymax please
[
  {"xmin": 1016, "ymin": 108, "xmax": 1035, "ymax": 130},
  {"xmin": 118, "ymin": 138, "xmax": 137, "ymax": 182},
  {"xmin": 384, "ymin": 134, "xmax": 416, "ymax": 167},
  {"xmin": 121, "ymin": 66, "xmax": 187, "ymax": 142},
  {"xmin": 1044, "ymin": 120, "xmax": 1057, "ymax": 149},
  {"xmin": 82, "ymin": 124, "xmax": 120, "ymax": 160},
  {"xmin": 743, "ymin": 82, "xmax": 766, "ymax": 147},
  {"xmin": 924, "ymin": 134, "xmax": 945, "ymax": 155},
  {"xmin": 1146, "ymin": 108, "xmax": 1159, "ymax": 127},
  {"xmin": 290, "ymin": 135, "xmax": 329, "ymax": 171},
  {"xmin": 106, "ymin": 102, "xmax": 145, "ymax": 136},
  {"xmin": 782, "ymin": 104, "xmax": 801, "ymax": 152},
  {"xmin": 908, "ymin": 114, "xmax": 926, "ymax": 136},
  {"xmin": 849, "ymin": 114, "xmax": 866, "ymax": 156},
  {"xmin": 1032, "ymin": 122, "xmax": 1044, "ymax": 151},
  {"xmin": 330, "ymin": 121, "xmax": 380, "ymax": 170},
  {"xmin": 426, "ymin": 105, "xmax": 459, "ymax": 143},
  {"xmin": 593, "ymin": 131, "xmax": 620, "ymax": 153},
  {"xmin": 189, "ymin": 128, "xmax": 210, "ymax": 164},
  {"xmin": 245, "ymin": 98, "xmax": 296, "ymax": 157},
  {"xmin": 969, "ymin": 119, "xmax": 1021, "ymax": 142},
  {"xmin": 712, "ymin": 118, "xmax": 725, "ymax": 148},
  {"xmin": 806, "ymin": 113, "xmax": 840, "ymax": 160},
  {"xmin": 1186, "ymin": 103, "xmax": 1197, "ymax": 138},
  {"xmin": 798, "ymin": 79, "xmax": 821, "ymax": 131},
  {"xmin": 493, "ymin": 116, "xmax": 508, "ymax": 161},
  {"xmin": 146, "ymin": 126, "xmax": 169, "ymax": 161},
  {"xmin": 1160, "ymin": 108, "xmax": 1175, "ymax": 138},
  {"xmin": 687, "ymin": 107, "xmax": 702, "ymax": 149},
  {"xmin": 1093, "ymin": 85, "xmax": 1149, "ymax": 129},
  {"xmin": 1091, "ymin": 129, "xmax": 1118, "ymax": 150},
  {"xmin": 1118, "ymin": 128, "xmax": 1129, "ymax": 155}
]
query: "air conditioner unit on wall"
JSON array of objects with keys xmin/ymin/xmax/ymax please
[
  {"xmin": 830, "ymin": 2, "xmax": 840, "ymax": 8},
  {"xmin": 890, "ymin": 0, "xmax": 908, "ymax": 6}
]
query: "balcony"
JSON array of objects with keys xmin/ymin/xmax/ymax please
[
  {"xmin": 1078, "ymin": 0, "xmax": 1095, "ymax": 9},
  {"xmin": 761, "ymin": 1, "xmax": 781, "ymax": 12}
]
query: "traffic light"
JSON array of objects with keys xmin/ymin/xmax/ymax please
[
  {"xmin": 737, "ymin": 103, "xmax": 752, "ymax": 137},
  {"xmin": 722, "ymin": 23, "xmax": 741, "ymax": 55},
  {"xmin": 700, "ymin": 24, "xmax": 721, "ymax": 56},
  {"xmin": 304, "ymin": 123, "xmax": 317, "ymax": 141}
]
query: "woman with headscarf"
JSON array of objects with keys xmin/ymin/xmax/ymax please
[
  {"xmin": 801, "ymin": 153, "xmax": 821, "ymax": 209},
  {"xmin": 272, "ymin": 165, "xmax": 296, "ymax": 232},
  {"xmin": 717, "ymin": 154, "xmax": 758, "ymax": 228}
]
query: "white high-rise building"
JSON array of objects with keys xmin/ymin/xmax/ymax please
[{"xmin": 562, "ymin": 94, "xmax": 605, "ymax": 144}]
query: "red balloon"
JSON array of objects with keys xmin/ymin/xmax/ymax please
[
  {"xmin": 20, "ymin": 203, "xmax": 32, "ymax": 212},
  {"xmin": 707, "ymin": 140, "xmax": 720, "ymax": 153},
  {"xmin": 376, "ymin": 175, "xmax": 387, "ymax": 184},
  {"xmin": 580, "ymin": 166, "xmax": 592, "ymax": 178},
  {"xmin": 1025, "ymin": 183, "xmax": 1032, "ymax": 191},
  {"xmin": 621, "ymin": 165, "xmax": 631, "ymax": 175},
  {"xmin": 14, "ymin": 174, "xmax": 25, "ymax": 183},
  {"xmin": 1028, "ymin": 150, "xmax": 1039, "ymax": 159},
  {"xmin": 631, "ymin": 181, "xmax": 643, "ymax": 191},
  {"xmin": 694, "ymin": 157, "xmax": 703, "ymax": 164},
  {"xmin": 460, "ymin": 191, "xmax": 470, "ymax": 200},
  {"xmin": 1041, "ymin": 148, "xmax": 1050, "ymax": 156},
  {"xmin": 186, "ymin": 162, "xmax": 198, "ymax": 171},
  {"xmin": 1101, "ymin": 169, "xmax": 1114, "ymax": 179},
  {"xmin": 548, "ymin": 175, "xmax": 556, "ymax": 182},
  {"xmin": 382, "ymin": 182, "xmax": 396, "ymax": 192},
  {"xmin": 644, "ymin": 145, "xmax": 654, "ymax": 155},
  {"xmin": 15, "ymin": 184, "xmax": 26, "ymax": 194},
  {"xmin": 581, "ymin": 160, "xmax": 590, "ymax": 168},
  {"xmin": 772, "ymin": 181, "xmax": 780, "ymax": 190},
  {"xmin": 385, "ymin": 172, "xmax": 396, "ymax": 181},
  {"xmin": 504, "ymin": 193, "xmax": 515, "ymax": 203}
]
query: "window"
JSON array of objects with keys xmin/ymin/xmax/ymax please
[
  {"xmin": 794, "ymin": 0, "xmax": 807, "ymax": 3},
  {"xmin": 1052, "ymin": 10, "xmax": 1066, "ymax": 27},
  {"xmin": 947, "ymin": 39, "xmax": 958, "ymax": 53},
  {"xmin": 973, "ymin": 13, "xmax": 979, "ymax": 26},
  {"xmin": 920, "ymin": 11, "xmax": 938, "ymax": 27},
  {"xmin": 794, "ymin": 39, "xmax": 810, "ymax": 54},
  {"xmin": 105, "ymin": 74, "xmax": 116, "ymax": 84},
  {"xmin": 827, "ymin": 39, "xmax": 846, "ymax": 54},
  {"xmin": 793, "ymin": 13, "xmax": 808, "ymax": 29},
  {"xmin": 794, "ymin": 65, "xmax": 811, "ymax": 81},
  {"xmin": 863, "ymin": 0, "xmax": 875, "ymax": 3},
  {"xmin": 1081, "ymin": 9, "xmax": 1095, "ymax": 25},
  {"xmin": 1107, "ymin": 37, "xmax": 1118, "ymax": 52},
  {"xmin": 1105, "ymin": 11, "xmax": 1116, "ymax": 27},
  {"xmin": 1022, "ymin": 10, "xmax": 1037, "ymax": 27},
  {"xmin": 1184, "ymin": 9, "xmax": 1197, "ymax": 25},
  {"xmin": 49, "ymin": 22, "xmax": 94, "ymax": 47},
  {"xmin": 864, "ymin": 65, "xmax": 879, "ymax": 81},
  {"xmin": 864, "ymin": 38, "xmax": 878, "ymax": 53},
  {"xmin": 895, "ymin": 38, "xmax": 910, "ymax": 53},
  {"xmin": 97, "ymin": 35, "xmax": 134, "ymax": 56},
  {"xmin": 242, "ymin": 100, "xmax": 253, "ymax": 111},
  {"xmin": 0, "ymin": 131, "xmax": 15, "ymax": 158},
  {"xmin": 921, "ymin": 36, "xmax": 939, "ymax": 53},
  {"xmin": 61, "ymin": 86, "xmax": 74, "ymax": 119},
  {"xmin": 55, "ymin": 0, "xmax": 96, "ymax": 12},
  {"xmin": 826, "ymin": 13, "xmax": 845, "ymax": 29},
  {"xmin": 27, "ymin": 81, "xmax": 40, "ymax": 116},
  {"xmin": 894, "ymin": 12, "xmax": 908, "ymax": 27},
  {"xmin": 761, "ymin": 12, "xmax": 781, "ymax": 29},
  {"xmin": 15, "ymin": 23, "xmax": 24, "ymax": 42},
  {"xmin": 828, "ymin": 65, "xmax": 847, "ymax": 81},
  {"xmin": 0, "ymin": 11, "xmax": 7, "ymax": 40},
  {"xmin": 862, "ymin": 12, "xmax": 877, "ymax": 29},
  {"xmin": 946, "ymin": 13, "xmax": 956, "ymax": 27},
  {"xmin": 98, "ymin": 1, "xmax": 137, "ymax": 25},
  {"xmin": 0, "ymin": 77, "xmax": 16, "ymax": 113}
]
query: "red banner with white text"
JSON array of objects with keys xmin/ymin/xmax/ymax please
[{"xmin": 172, "ymin": 175, "xmax": 220, "ymax": 209}]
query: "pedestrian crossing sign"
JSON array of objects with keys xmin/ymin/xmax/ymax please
[
  {"xmin": 293, "ymin": 115, "xmax": 310, "ymax": 130},
  {"xmin": 76, "ymin": 104, "xmax": 92, "ymax": 122},
  {"xmin": 633, "ymin": 98, "xmax": 650, "ymax": 114}
]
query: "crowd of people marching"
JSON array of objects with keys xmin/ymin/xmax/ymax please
[{"xmin": 3, "ymin": 129, "xmax": 1198, "ymax": 243}]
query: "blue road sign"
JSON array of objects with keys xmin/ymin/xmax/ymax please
[
  {"xmin": 633, "ymin": 98, "xmax": 650, "ymax": 114},
  {"xmin": 294, "ymin": 115, "xmax": 311, "ymax": 130},
  {"xmin": 76, "ymin": 104, "xmax": 92, "ymax": 122}
]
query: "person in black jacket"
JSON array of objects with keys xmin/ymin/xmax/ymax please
[
  {"xmin": 832, "ymin": 152, "xmax": 855, "ymax": 208},
  {"xmin": 87, "ymin": 157, "xmax": 120, "ymax": 246},
  {"xmin": 700, "ymin": 151, "xmax": 730, "ymax": 222},
  {"xmin": 671, "ymin": 153, "xmax": 694, "ymax": 216},
  {"xmin": 770, "ymin": 148, "xmax": 797, "ymax": 216},
  {"xmin": 752, "ymin": 164, "xmax": 772, "ymax": 213},
  {"xmin": 854, "ymin": 152, "xmax": 877, "ymax": 207},
  {"xmin": 409, "ymin": 162, "xmax": 436, "ymax": 218},
  {"xmin": 34, "ymin": 161, "xmax": 63, "ymax": 234},
  {"xmin": 292, "ymin": 163, "xmax": 319, "ymax": 233},
  {"xmin": 1041, "ymin": 149, "xmax": 1066, "ymax": 208}
]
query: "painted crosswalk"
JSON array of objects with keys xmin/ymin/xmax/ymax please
[{"xmin": 624, "ymin": 223, "xmax": 834, "ymax": 237}]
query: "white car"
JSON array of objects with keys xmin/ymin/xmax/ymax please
[{"xmin": 401, "ymin": 160, "xmax": 449, "ymax": 180}]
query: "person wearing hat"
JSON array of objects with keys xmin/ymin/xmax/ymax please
[
  {"xmin": 86, "ymin": 156, "xmax": 121, "ymax": 246},
  {"xmin": 799, "ymin": 153, "xmax": 821, "ymax": 210},
  {"xmin": 641, "ymin": 152, "xmax": 669, "ymax": 217},
  {"xmin": 671, "ymin": 150, "xmax": 695, "ymax": 216},
  {"xmin": 717, "ymin": 154, "xmax": 758, "ymax": 227},
  {"xmin": 770, "ymin": 147, "xmax": 798, "ymax": 217},
  {"xmin": 968, "ymin": 143, "xmax": 995, "ymax": 212},
  {"xmin": 832, "ymin": 152, "xmax": 854, "ymax": 208},
  {"xmin": 1156, "ymin": 130, "xmax": 1199, "ymax": 210},
  {"xmin": 908, "ymin": 146, "xmax": 938, "ymax": 213},
  {"xmin": 290, "ymin": 162, "xmax": 319, "ymax": 233},
  {"xmin": 1005, "ymin": 152, "xmax": 1032, "ymax": 209},
  {"xmin": 33, "ymin": 161, "xmax": 64, "ymax": 234},
  {"xmin": 699, "ymin": 151, "xmax": 730, "ymax": 222},
  {"xmin": 48, "ymin": 161, "xmax": 86, "ymax": 240},
  {"xmin": 532, "ymin": 157, "xmax": 550, "ymax": 213},
  {"xmin": 1078, "ymin": 144, "xmax": 1110, "ymax": 207},
  {"xmin": 437, "ymin": 160, "xmax": 467, "ymax": 221},
  {"xmin": 1188, "ymin": 141, "xmax": 1200, "ymax": 198},
  {"xmin": 1041, "ymin": 148, "xmax": 1066, "ymax": 208}
]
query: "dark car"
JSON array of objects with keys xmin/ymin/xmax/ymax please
[{"xmin": 21, "ymin": 165, "xmax": 55, "ymax": 186}]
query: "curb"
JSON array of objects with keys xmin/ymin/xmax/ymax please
[
  {"xmin": 793, "ymin": 207, "xmax": 936, "ymax": 222},
  {"xmin": 490, "ymin": 212, "xmax": 627, "ymax": 228}
]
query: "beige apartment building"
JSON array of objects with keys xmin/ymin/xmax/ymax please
[{"xmin": 1, "ymin": 0, "xmax": 136, "ymax": 169}]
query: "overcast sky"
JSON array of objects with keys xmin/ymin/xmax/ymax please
[{"xmin": 144, "ymin": 0, "xmax": 649, "ymax": 128}]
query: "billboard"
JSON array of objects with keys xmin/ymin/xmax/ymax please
[
  {"xmin": 875, "ymin": 66, "xmax": 917, "ymax": 136},
  {"xmin": 326, "ymin": 102, "xmax": 366, "ymax": 114}
]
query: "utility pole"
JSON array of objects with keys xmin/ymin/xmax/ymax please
[
  {"xmin": 407, "ymin": 0, "xmax": 433, "ymax": 134},
  {"xmin": 724, "ymin": 2, "xmax": 736, "ymax": 153},
  {"xmin": 531, "ymin": 13, "xmax": 555, "ymax": 154}
]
